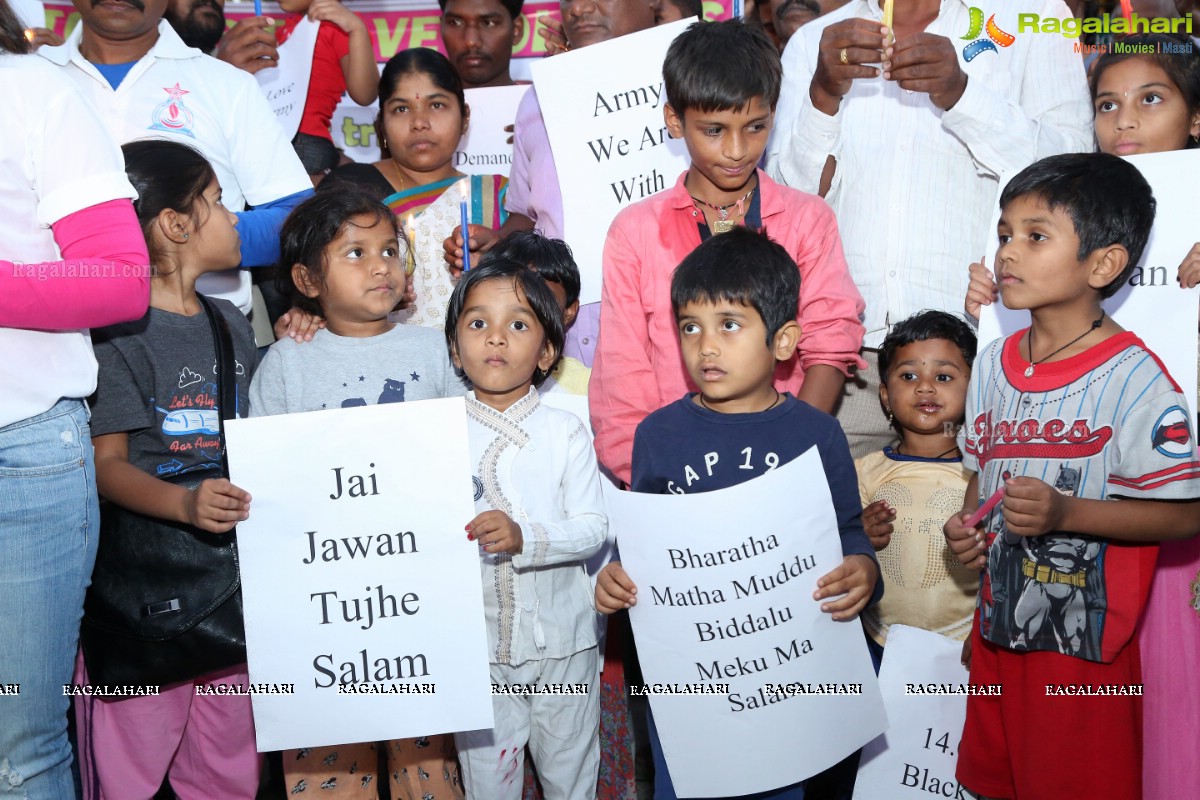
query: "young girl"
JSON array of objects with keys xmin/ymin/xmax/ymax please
[
  {"xmin": 81, "ymin": 140, "xmax": 260, "ymax": 799},
  {"xmin": 856, "ymin": 311, "xmax": 979, "ymax": 662},
  {"xmin": 251, "ymin": 188, "xmax": 466, "ymax": 800},
  {"xmin": 324, "ymin": 48, "xmax": 507, "ymax": 329},
  {"xmin": 276, "ymin": 0, "xmax": 378, "ymax": 178},
  {"xmin": 444, "ymin": 259, "xmax": 606, "ymax": 799},
  {"xmin": 964, "ymin": 35, "xmax": 1200, "ymax": 800}
]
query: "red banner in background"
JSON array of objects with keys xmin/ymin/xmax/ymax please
[{"xmin": 43, "ymin": 0, "xmax": 733, "ymax": 62}]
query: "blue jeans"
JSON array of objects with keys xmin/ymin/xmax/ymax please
[{"xmin": 0, "ymin": 399, "xmax": 98, "ymax": 799}]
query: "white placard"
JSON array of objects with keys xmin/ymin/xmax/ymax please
[
  {"xmin": 255, "ymin": 16, "xmax": 321, "ymax": 141},
  {"xmin": 979, "ymin": 150, "xmax": 1200, "ymax": 416},
  {"xmin": 606, "ymin": 450, "xmax": 887, "ymax": 797},
  {"xmin": 532, "ymin": 19, "xmax": 694, "ymax": 305},
  {"xmin": 852, "ymin": 626, "xmax": 971, "ymax": 800},
  {"xmin": 454, "ymin": 84, "xmax": 529, "ymax": 177},
  {"xmin": 225, "ymin": 399, "xmax": 493, "ymax": 751}
]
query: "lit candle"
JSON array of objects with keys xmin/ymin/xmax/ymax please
[
  {"xmin": 403, "ymin": 214, "xmax": 416, "ymax": 276},
  {"xmin": 23, "ymin": 28, "xmax": 34, "ymax": 43},
  {"xmin": 458, "ymin": 179, "xmax": 472, "ymax": 272},
  {"xmin": 882, "ymin": 0, "xmax": 894, "ymax": 40}
]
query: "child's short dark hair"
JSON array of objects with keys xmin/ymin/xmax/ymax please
[
  {"xmin": 878, "ymin": 311, "xmax": 978, "ymax": 377},
  {"xmin": 484, "ymin": 230, "xmax": 581, "ymax": 307},
  {"xmin": 437, "ymin": 0, "xmax": 524, "ymax": 21},
  {"xmin": 443, "ymin": 259, "xmax": 565, "ymax": 388},
  {"xmin": 1089, "ymin": 34, "xmax": 1200, "ymax": 151},
  {"xmin": 277, "ymin": 188, "xmax": 400, "ymax": 316},
  {"xmin": 663, "ymin": 19, "xmax": 782, "ymax": 114},
  {"xmin": 670, "ymin": 227, "xmax": 798, "ymax": 344},
  {"xmin": 998, "ymin": 153, "xmax": 1156, "ymax": 299}
]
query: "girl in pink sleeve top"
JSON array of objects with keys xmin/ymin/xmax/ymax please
[{"xmin": 591, "ymin": 168, "xmax": 865, "ymax": 486}]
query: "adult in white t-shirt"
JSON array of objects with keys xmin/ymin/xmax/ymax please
[
  {"xmin": 0, "ymin": 8, "xmax": 150, "ymax": 797},
  {"xmin": 41, "ymin": 0, "xmax": 313, "ymax": 316}
]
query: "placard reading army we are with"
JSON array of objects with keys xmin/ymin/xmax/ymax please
[{"xmin": 225, "ymin": 398, "xmax": 492, "ymax": 751}]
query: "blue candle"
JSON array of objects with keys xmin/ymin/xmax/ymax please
[
  {"xmin": 459, "ymin": 179, "xmax": 471, "ymax": 272},
  {"xmin": 254, "ymin": 0, "xmax": 263, "ymax": 16}
]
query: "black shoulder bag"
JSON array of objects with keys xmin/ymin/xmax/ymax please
[{"xmin": 81, "ymin": 295, "xmax": 247, "ymax": 690}]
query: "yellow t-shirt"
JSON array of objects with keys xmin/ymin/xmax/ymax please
[
  {"xmin": 544, "ymin": 356, "xmax": 591, "ymax": 396},
  {"xmin": 856, "ymin": 448, "xmax": 977, "ymax": 645}
]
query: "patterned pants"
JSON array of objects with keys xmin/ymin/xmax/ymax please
[{"xmin": 283, "ymin": 736, "xmax": 464, "ymax": 799}]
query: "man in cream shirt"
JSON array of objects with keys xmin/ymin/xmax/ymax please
[{"xmin": 767, "ymin": 0, "xmax": 1092, "ymax": 456}]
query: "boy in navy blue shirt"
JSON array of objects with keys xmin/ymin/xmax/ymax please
[{"xmin": 595, "ymin": 228, "xmax": 880, "ymax": 799}]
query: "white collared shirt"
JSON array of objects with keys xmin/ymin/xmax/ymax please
[
  {"xmin": 40, "ymin": 21, "xmax": 311, "ymax": 311},
  {"xmin": 767, "ymin": 0, "xmax": 1092, "ymax": 347},
  {"xmin": 465, "ymin": 388, "xmax": 607, "ymax": 666},
  {"xmin": 0, "ymin": 55, "xmax": 137, "ymax": 427}
]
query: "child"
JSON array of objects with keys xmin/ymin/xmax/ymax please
[
  {"xmin": 444, "ymin": 259, "xmax": 607, "ymax": 799},
  {"xmin": 276, "ymin": 0, "xmax": 378, "ymax": 178},
  {"xmin": 962, "ymin": 39, "xmax": 1200, "ymax": 798},
  {"xmin": 591, "ymin": 18, "xmax": 864, "ymax": 487},
  {"xmin": 858, "ymin": 311, "xmax": 978, "ymax": 658},
  {"xmin": 82, "ymin": 140, "xmax": 260, "ymax": 799},
  {"xmin": 595, "ymin": 228, "xmax": 881, "ymax": 800},
  {"xmin": 324, "ymin": 48, "xmax": 507, "ymax": 329},
  {"xmin": 944, "ymin": 153, "xmax": 1200, "ymax": 800},
  {"xmin": 488, "ymin": 230, "xmax": 590, "ymax": 395},
  {"xmin": 251, "ymin": 188, "xmax": 466, "ymax": 800}
]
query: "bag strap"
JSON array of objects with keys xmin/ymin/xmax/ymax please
[{"xmin": 196, "ymin": 293, "xmax": 237, "ymax": 478}]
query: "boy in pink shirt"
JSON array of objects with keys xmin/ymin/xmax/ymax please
[{"xmin": 591, "ymin": 19, "xmax": 865, "ymax": 485}]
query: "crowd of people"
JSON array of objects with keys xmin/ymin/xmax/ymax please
[{"xmin": 2, "ymin": 0, "xmax": 1199, "ymax": 799}]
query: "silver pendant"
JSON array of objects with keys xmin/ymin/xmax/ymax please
[{"xmin": 1024, "ymin": 365, "xmax": 1035, "ymax": 378}]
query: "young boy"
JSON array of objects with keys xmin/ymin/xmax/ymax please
[
  {"xmin": 488, "ymin": 230, "xmax": 590, "ymax": 395},
  {"xmin": 596, "ymin": 228, "xmax": 881, "ymax": 800},
  {"xmin": 944, "ymin": 153, "xmax": 1200, "ymax": 800},
  {"xmin": 590, "ymin": 18, "xmax": 865, "ymax": 486}
]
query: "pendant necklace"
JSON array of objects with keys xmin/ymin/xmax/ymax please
[
  {"xmin": 1024, "ymin": 310, "xmax": 1105, "ymax": 378},
  {"xmin": 691, "ymin": 186, "xmax": 755, "ymax": 234}
]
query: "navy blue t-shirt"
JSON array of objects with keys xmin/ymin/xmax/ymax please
[{"xmin": 632, "ymin": 393, "xmax": 880, "ymax": 603}]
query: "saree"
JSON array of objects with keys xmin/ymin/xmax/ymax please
[{"xmin": 386, "ymin": 173, "xmax": 507, "ymax": 329}]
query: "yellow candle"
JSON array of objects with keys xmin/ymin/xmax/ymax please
[{"xmin": 882, "ymin": 0, "xmax": 894, "ymax": 34}]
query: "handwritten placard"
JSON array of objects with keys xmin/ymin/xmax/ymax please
[
  {"xmin": 254, "ymin": 15, "xmax": 320, "ymax": 141},
  {"xmin": 852, "ymin": 625, "xmax": 972, "ymax": 800},
  {"xmin": 225, "ymin": 398, "xmax": 492, "ymax": 751},
  {"xmin": 605, "ymin": 449, "xmax": 887, "ymax": 797},
  {"xmin": 531, "ymin": 19, "xmax": 694, "ymax": 305},
  {"xmin": 979, "ymin": 150, "xmax": 1200, "ymax": 416}
]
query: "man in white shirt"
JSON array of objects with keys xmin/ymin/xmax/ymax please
[
  {"xmin": 767, "ymin": 0, "xmax": 1091, "ymax": 456},
  {"xmin": 42, "ymin": 0, "xmax": 313, "ymax": 318}
]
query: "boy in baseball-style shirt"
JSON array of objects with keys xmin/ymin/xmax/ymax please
[{"xmin": 945, "ymin": 153, "xmax": 1200, "ymax": 800}]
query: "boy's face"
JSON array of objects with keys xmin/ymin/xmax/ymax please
[
  {"xmin": 542, "ymin": 278, "xmax": 580, "ymax": 329},
  {"xmin": 995, "ymin": 195, "xmax": 1124, "ymax": 311},
  {"xmin": 440, "ymin": 0, "xmax": 522, "ymax": 89},
  {"xmin": 879, "ymin": 338, "xmax": 970, "ymax": 441},
  {"xmin": 676, "ymin": 299, "xmax": 798, "ymax": 414},
  {"xmin": 664, "ymin": 97, "xmax": 773, "ymax": 200}
]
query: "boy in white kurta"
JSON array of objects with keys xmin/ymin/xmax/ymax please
[{"xmin": 446, "ymin": 259, "xmax": 606, "ymax": 800}]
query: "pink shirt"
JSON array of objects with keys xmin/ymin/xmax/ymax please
[{"xmin": 590, "ymin": 170, "xmax": 865, "ymax": 485}]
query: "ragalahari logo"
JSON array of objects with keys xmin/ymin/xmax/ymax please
[{"xmin": 961, "ymin": 7, "xmax": 1015, "ymax": 61}]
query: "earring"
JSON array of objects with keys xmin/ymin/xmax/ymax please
[
  {"xmin": 886, "ymin": 408, "xmax": 894, "ymax": 423},
  {"xmin": 182, "ymin": 233, "xmax": 189, "ymax": 240}
]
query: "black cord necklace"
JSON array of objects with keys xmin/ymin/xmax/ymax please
[
  {"xmin": 896, "ymin": 443, "xmax": 960, "ymax": 459},
  {"xmin": 1024, "ymin": 310, "xmax": 1106, "ymax": 378},
  {"xmin": 699, "ymin": 390, "xmax": 782, "ymax": 413}
]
